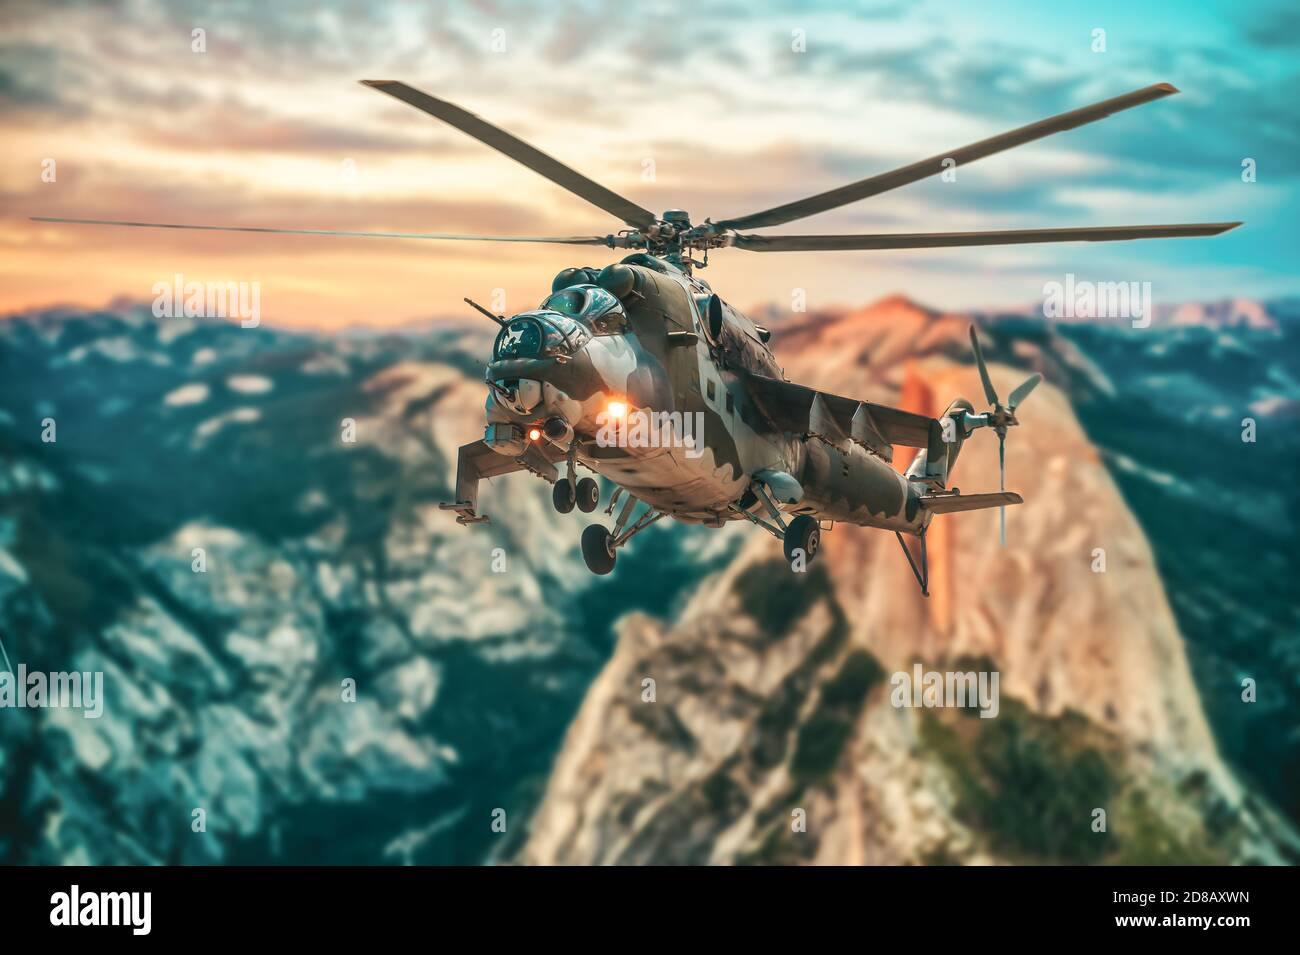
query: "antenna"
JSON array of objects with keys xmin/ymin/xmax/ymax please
[{"xmin": 464, "ymin": 297, "xmax": 506, "ymax": 327}]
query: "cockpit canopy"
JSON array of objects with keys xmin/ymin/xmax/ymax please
[
  {"xmin": 493, "ymin": 311, "xmax": 588, "ymax": 361},
  {"xmin": 491, "ymin": 285, "xmax": 628, "ymax": 361},
  {"xmin": 540, "ymin": 285, "xmax": 628, "ymax": 336}
]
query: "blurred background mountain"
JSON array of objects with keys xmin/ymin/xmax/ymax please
[{"xmin": 1, "ymin": 295, "xmax": 1297, "ymax": 864}]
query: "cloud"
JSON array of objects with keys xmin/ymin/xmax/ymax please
[
  {"xmin": 1, "ymin": 0, "xmax": 1294, "ymax": 326},
  {"xmin": 1240, "ymin": 2, "xmax": 1300, "ymax": 49},
  {"xmin": 798, "ymin": 30, "xmax": 1300, "ymax": 189},
  {"xmin": 0, "ymin": 43, "xmax": 88, "ymax": 118},
  {"xmin": 125, "ymin": 92, "xmax": 478, "ymax": 155}
]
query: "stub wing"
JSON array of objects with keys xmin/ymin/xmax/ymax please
[
  {"xmin": 741, "ymin": 372, "xmax": 937, "ymax": 460},
  {"xmin": 920, "ymin": 491, "xmax": 1023, "ymax": 514},
  {"xmin": 440, "ymin": 439, "xmax": 564, "ymax": 524}
]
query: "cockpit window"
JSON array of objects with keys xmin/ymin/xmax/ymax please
[
  {"xmin": 588, "ymin": 310, "xmax": 627, "ymax": 336},
  {"xmin": 540, "ymin": 285, "xmax": 628, "ymax": 336},
  {"xmin": 543, "ymin": 313, "xmax": 589, "ymax": 351},
  {"xmin": 494, "ymin": 318, "xmax": 544, "ymax": 360},
  {"xmin": 493, "ymin": 311, "xmax": 591, "ymax": 360},
  {"xmin": 542, "ymin": 288, "xmax": 586, "ymax": 317}
]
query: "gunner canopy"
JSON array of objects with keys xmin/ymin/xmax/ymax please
[
  {"xmin": 492, "ymin": 286, "xmax": 629, "ymax": 360},
  {"xmin": 492, "ymin": 311, "xmax": 589, "ymax": 360}
]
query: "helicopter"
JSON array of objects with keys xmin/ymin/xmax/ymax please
[{"xmin": 33, "ymin": 80, "xmax": 1240, "ymax": 585}]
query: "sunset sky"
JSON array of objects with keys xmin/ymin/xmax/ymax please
[{"xmin": 2, "ymin": 0, "xmax": 1296, "ymax": 329}]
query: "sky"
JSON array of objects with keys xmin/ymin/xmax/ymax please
[{"xmin": 1, "ymin": 0, "xmax": 1297, "ymax": 328}]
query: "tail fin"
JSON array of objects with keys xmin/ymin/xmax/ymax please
[{"xmin": 905, "ymin": 398, "xmax": 975, "ymax": 486}]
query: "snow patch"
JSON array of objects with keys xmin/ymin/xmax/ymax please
[
  {"xmin": 227, "ymin": 374, "xmax": 273, "ymax": 395},
  {"xmin": 194, "ymin": 407, "xmax": 261, "ymax": 442},
  {"xmin": 164, "ymin": 383, "xmax": 210, "ymax": 407}
]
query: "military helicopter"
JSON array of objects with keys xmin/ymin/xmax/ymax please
[{"xmin": 34, "ymin": 80, "xmax": 1239, "ymax": 586}]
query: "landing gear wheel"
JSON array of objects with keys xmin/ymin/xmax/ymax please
[
  {"xmin": 783, "ymin": 515, "xmax": 821, "ymax": 567},
  {"xmin": 581, "ymin": 524, "xmax": 617, "ymax": 575},
  {"xmin": 575, "ymin": 477, "xmax": 600, "ymax": 513},
  {"xmin": 552, "ymin": 480, "xmax": 576, "ymax": 514}
]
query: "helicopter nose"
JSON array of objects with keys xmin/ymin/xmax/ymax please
[{"xmin": 542, "ymin": 415, "xmax": 574, "ymax": 450}]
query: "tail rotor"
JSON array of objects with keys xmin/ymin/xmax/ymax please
[{"xmin": 968, "ymin": 326, "xmax": 1041, "ymax": 546}]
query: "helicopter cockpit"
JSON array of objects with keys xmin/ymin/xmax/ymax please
[
  {"xmin": 492, "ymin": 311, "xmax": 587, "ymax": 361},
  {"xmin": 491, "ymin": 285, "xmax": 628, "ymax": 361}
]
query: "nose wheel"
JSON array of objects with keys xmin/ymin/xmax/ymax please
[
  {"xmin": 553, "ymin": 476, "xmax": 599, "ymax": 514},
  {"xmin": 552, "ymin": 480, "xmax": 576, "ymax": 514},
  {"xmin": 575, "ymin": 477, "xmax": 599, "ymax": 513}
]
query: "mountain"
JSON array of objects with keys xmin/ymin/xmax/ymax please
[
  {"xmin": 1, "ymin": 295, "xmax": 1296, "ymax": 864},
  {"xmin": 768, "ymin": 295, "xmax": 1300, "ymax": 828},
  {"xmin": 974, "ymin": 295, "xmax": 1293, "ymax": 331},
  {"xmin": 0, "ymin": 302, "xmax": 717, "ymax": 864}
]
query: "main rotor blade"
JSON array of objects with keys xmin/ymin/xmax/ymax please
[
  {"xmin": 715, "ymin": 83, "xmax": 1181, "ymax": 231},
  {"xmin": 30, "ymin": 216, "xmax": 612, "ymax": 245},
  {"xmin": 729, "ymin": 222, "xmax": 1240, "ymax": 252},
  {"xmin": 1008, "ymin": 373, "xmax": 1042, "ymax": 411},
  {"xmin": 969, "ymin": 326, "xmax": 999, "ymax": 407},
  {"xmin": 362, "ymin": 80, "xmax": 657, "ymax": 231}
]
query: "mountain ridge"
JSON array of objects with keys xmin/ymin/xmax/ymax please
[{"xmin": 2, "ymin": 295, "xmax": 1296, "ymax": 863}]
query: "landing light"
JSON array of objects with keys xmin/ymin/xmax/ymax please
[
  {"xmin": 606, "ymin": 399, "xmax": 628, "ymax": 419},
  {"xmin": 528, "ymin": 427, "xmax": 542, "ymax": 441}
]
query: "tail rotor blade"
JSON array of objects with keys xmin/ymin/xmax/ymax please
[
  {"xmin": 969, "ymin": 326, "xmax": 999, "ymax": 407},
  {"xmin": 998, "ymin": 431, "xmax": 1007, "ymax": 547},
  {"xmin": 1008, "ymin": 373, "xmax": 1042, "ymax": 411}
]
